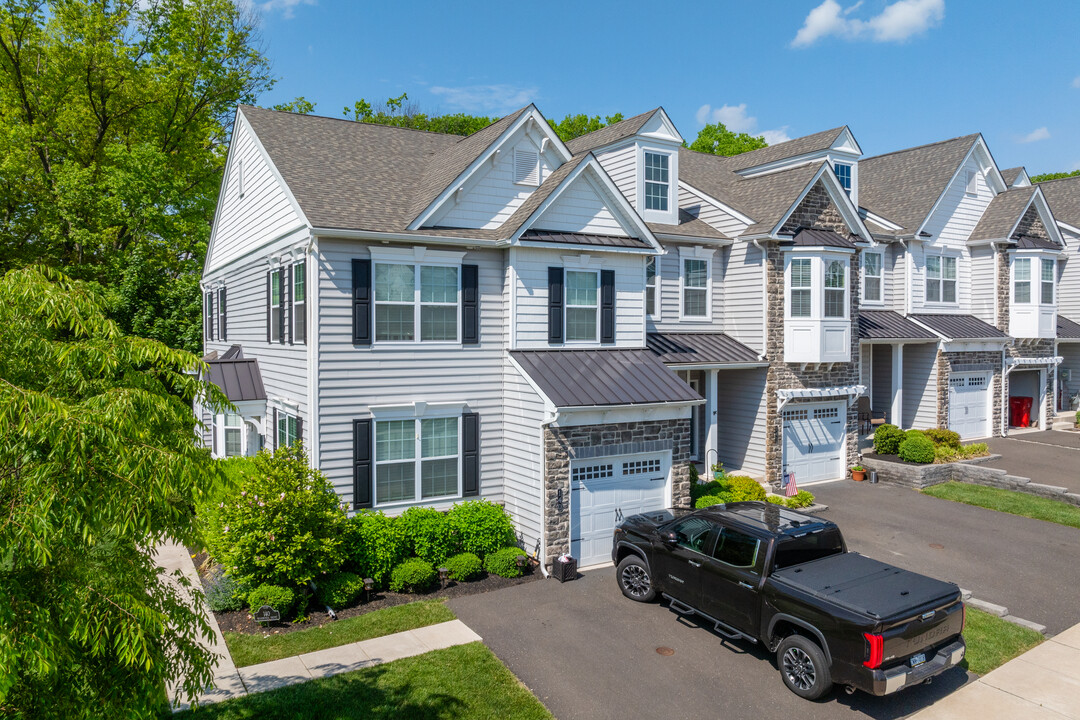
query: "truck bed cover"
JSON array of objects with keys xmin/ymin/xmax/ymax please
[{"xmin": 770, "ymin": 552, "xmax": 959, "ymax": 621}]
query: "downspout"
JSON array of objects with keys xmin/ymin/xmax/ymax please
[{"xmin": 307, "ymin": 234, "xmax": 320, "ymax": 469}]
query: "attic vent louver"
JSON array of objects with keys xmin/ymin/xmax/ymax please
[{"xmin": 514, "ymin": 147, "xmax": 539, "ymax": 186}]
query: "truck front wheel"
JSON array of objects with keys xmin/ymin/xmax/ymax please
[
  {"xmin": 777, "ymin": 634, "xmax": 832, "ymax": 700},
  {"xmin": 616, "ymin": 555, "xmax": 656, "ymax": 602}
]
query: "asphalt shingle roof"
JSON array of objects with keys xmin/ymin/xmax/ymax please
[
  {"xmin": 646, "ymin": 332, "xmax": 761, "ymax": 365},
  {"xmin": 859, "ymin": 134, "xmax": 980, "ymax": 235},
  {"xmin": 1000, "ymin": 167, "xmax": 1025, "ymax": 186},
  {"xmin": 565, "ymin": 109, "xmax": 658, "ymax": 154},
  {"xmin": 1058, "ymin": 316, "xmax": 1080, "ymax": 340},
  {"xmin": 969, "ymin": 186, "xmax": 1037, "ymax": 242},
  {"xmin": 1038, "ymin": 175, "xmax": 1080, "ymax": 229},
  {"xmin": 717, "ymin": 126, "xmax": 847, "ymax": 172},
  {"xmin": 910, "ymin": 313, "xmax": 1007, "ymax": 339},
  {"xmin": 858, "ymin": 311, "xmax": 938, "ymax": 340}
]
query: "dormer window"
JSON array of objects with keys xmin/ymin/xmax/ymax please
[
  {"xmin": 833, "ymin": 162, "xmax": 852, "ymax": 196},
  {"xmin": 644, "ymin": 152, "xmax": 669, "ymax": 211},
  {"xmin": 514, "ymin": 147, "xmax": 539, "ymax": 186}
]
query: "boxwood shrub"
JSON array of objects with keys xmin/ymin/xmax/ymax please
[
  {"xmin": 398, "ymin": 507, "xmax": 452, "ymax": 565},
  {"xmin": 923, "ymin": 428, "xmax": 962, "ymax": 449},
  {"xmin": 444, "ymin": 552, "xmax": 483, "ymax": 582},
  {"xmin": 314, "ymin": 571, "xmax": 365, "ymax": 608},
  {"xmin": 483, "ymin": 547, "xmax": 527, "ymax": 578},
  {"xmin": 345, "ymin": 511, "xmax": 407, "ymax": 588},
  {"xmin": 695, "ymin": 493, "xmax": 734, "ymax": 509},
  {"xmin": 446, "ymin": 500, "xmax": 516, "ymax": 559},
  {"xmin": 389, "ymin": 558, "xmax": 437, "ymax": 593},
  {"xmin": 247, "ymin": 584, "xmax": 297, "ymax": 617},
  {"xmin": 873, "ymin": 424, "xmax": 905, "ymax": 455},
  {"xmin": 898, "ymin": 433, "xmax": 935, "ymax": 464}
]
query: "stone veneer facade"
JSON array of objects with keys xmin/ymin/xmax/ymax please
[
  {"xmin": 764, "ymin": 181, "xmax": 861, "ymax": 488},
  {"xmin": 935, "ymin": 350, "xmax": 1004, "ymax": 436},
  {"xmin": 542, "ymin": 419, "xmax": 692, "ymax": 568},
  {"xmin": 1006, "ymin": 338, "xmax": 1057, "ymax": 429}
]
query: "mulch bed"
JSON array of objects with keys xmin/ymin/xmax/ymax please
[{"xmin": 188, "ymin": 547, "xmax": 541, "ymax": 636}]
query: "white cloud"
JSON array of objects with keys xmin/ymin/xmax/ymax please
[
  {"xmin": 792, "ymin": 0, "xmax": 944, "ymax": 47},
  {"xmin": 429, "ymin": 84, "xmax": 538, "ymax": 114},
  {"xmin": 695, "ymin": 103, "xmax": 790, "ymax": 145},
  {"xmin": 1072, "ymin": 76, "xmax": 1080, "ymax": 89},
  {"xmin": 252, "ymin": 0, "xmax": 316, "ymax": 19},
  {"xmin": 1019, "ymin": 127, "xmax": 1051, "ymax": 144}
]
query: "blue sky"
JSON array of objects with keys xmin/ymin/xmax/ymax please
[{"xmin": 252, "ymin": 0, "xmax": 1079, "ymax": 175}]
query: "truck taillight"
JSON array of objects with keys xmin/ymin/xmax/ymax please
[
  {"xmin": 961, "ymin": 604, "xmax": 966, "ymax": 633},
  {"xmin": 863, "ymin": 632, "xmax": 884, "ymax": 669}
]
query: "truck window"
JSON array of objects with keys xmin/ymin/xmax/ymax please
[
  {"xmin": 772, "ymin": 528, "xmax": 844, "ymax": 570},
  {"xmin": 711, "ymin": 527, "xmax": 761, "ymax": 570},
  {"xmin": 670, "ymin": 517, "xmax": 716, "ymax": 555}
]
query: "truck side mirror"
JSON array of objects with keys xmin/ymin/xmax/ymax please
[{"xmin": 660, "ymin": 530, "xmax": 678, "ymax": 545}]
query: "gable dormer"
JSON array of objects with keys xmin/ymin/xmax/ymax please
[{"xmin": 736, "ymin": 127, "xmax": 863, "ymax": 206}]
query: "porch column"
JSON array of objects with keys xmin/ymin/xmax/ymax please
[
  {"xmin": 891, "ymin": 344, "xmax": 904, "ymax": 428},
  {"xmin": 705, "ymin": 369, "xmax": 718, "ymax": 468}
]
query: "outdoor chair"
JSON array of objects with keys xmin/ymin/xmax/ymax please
[{"xmin": 857, "ymin": 396, "xmax": 887, "ymax": 435}]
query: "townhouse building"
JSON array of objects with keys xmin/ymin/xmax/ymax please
[
  {"xmin": 1037, "ymin": 174, "xmax": 1080, "ymax": 417},
  {"xmin": 198, "ymin": 103, "xmax": 1072, "ymax": 571}
]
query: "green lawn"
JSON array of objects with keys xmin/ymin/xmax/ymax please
[
  {"xmin": 962, "ymin": 607, "xmax": 1044, "ymax": 675},
  {"xmin": 922, "ymin": 482, "xmax": 1080, "ymax": 530},
  {"xmin": 176, "ymin": 642, "xmax": 552, "ymax": 720},
  {"xmin": 225, "ymin": 600, "xmax": 456, "ymax": 667}
]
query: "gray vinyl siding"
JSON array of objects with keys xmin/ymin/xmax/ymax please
[
  {"xmin": 883, "ymin": 243, "xmax": 906, "ymax": 312},
  {"xmin": 721, "ymin": 241, "xmax": 765, "ymax": 354},
  {"xmin": 678, "ymin": 186, "xmax": 749, "ymax": 237},
  {"xmin": 316, "ymin": 240, "xmax": 508, "ymax": 512},
  {"xmin": 595, "ymin": 143, "xmax": 637, "ymax": 209},
  {"xmin": 1058, "ymin": 342, "xmax": 1080, "ymax": 412},
  {"xmin": 871, "ymin": 344, "xmax": 893, "ymax": 418},
  {"xmin": 649, "ymin": 241, "xmax": 724, "ymax": 333},
  {"xmin": 902, "ymin": 343, "xmax": 939, "ymax": 429},
  {"xmin": 714, "ymin": 368, "xmax": 767, "ymax": 478},
  {"xmin": 970, "ymin": 244, "xmax": 996, "ymax": 324},
  {"xmin": 1059, "ymin": 228, "xmax": 1080, "ymax": 318},
  {"xmin": 502, "ymin": 360, "xmax": 546, "ymax": 558}
]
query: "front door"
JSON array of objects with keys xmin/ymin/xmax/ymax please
[{"xmin": 698, "ymin": 524, "xmax": 763, "ymax": 635}]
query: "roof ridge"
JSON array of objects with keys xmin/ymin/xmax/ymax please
[
  {"xmin": 239, "ymin": 103, "xmax": 506, "ymax": 139},
  {"xmin": 722, "ymin": 125, "xmax": 846, "ymax": 160},
  {"xmin": 862, "ymin": 133, "xmax": 981, "ymax": 162}
]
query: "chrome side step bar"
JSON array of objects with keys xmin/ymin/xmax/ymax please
[{"xmin": 662, "ymin": 593, "xmax": 757, "ymax": 644}]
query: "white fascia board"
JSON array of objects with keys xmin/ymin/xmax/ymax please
[
  {"xmin": 509, "ymin": 154, "xmax": 661, "ymax": 251},
  {"xmin": 312, "ymin": 227, "xmax": 502, "ymax": 247},
  {"xmin": 678, "ymin": 181, "xmax": 756, "ymax": 226},
  {"xmin": 1057, "ymin": 220, "xmax": 1080, "ymax": 238},
  {"xmin": 506, "ymin": 354, "xmax": 558, "ymax": 415},
  {"xmin": 769, "ymin": 163, "xmax": 874, "ymax": 241},
  {"xmin": 976, "ymin": 135, "xmax": 1008, "ymax": 194},
  {"xmin": 410, "ymin": 106, "xmax": 571, "ymax": 230},
  {"xmin": 832, "ymin": 126, "xmax": 863, "ymax": 156},
  {"xmin": 653, "ymin": 233, "xmax": 733, "ymax": 246},
  {"xmin": 778, "ymin": 245, "xmax": 857, "ymax": 255},
  {"xmin": 861, "ymin": 208, "xmax": 904, "ymax": 232},
  {"xmin": 638, "ymin": 107, "xmax": 684, "ymax": 145},
  {"xmin": 737, "ymin": 147, "xmax": 860, "ymax": 179},
  {"xmin": 667, "ymin": 361, "xmax": 770, "ymax": 371},
  {"xmin": 1030, "ymin": 188, "xmax": 1065, "ymax": 247},
  {"xmin": 518, "ymin": 241, "xmax": 658, "ymax": 255}
]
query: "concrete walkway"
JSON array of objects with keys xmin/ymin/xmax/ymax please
[
  {"xmin": 156, "ymin": 541, "xmax": 482, "ymax": 712},
  {"xmin": 912, "ymin": 622, "xmax": 1080, "ymax": 719}
]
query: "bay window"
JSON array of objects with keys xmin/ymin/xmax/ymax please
[
  {"xmin": 784, "ymin": 253, "xmax": 851, "ymax": 363},
  {"xmin": 565, "ymin": 270, "xmax": 598, "ymax": 341},
  {"xmin": 824, "ymin": 260, "xmax": 847, "ymax": 318},
  {"xmin": 1013, "ymin": 258, "xmax": 1031, "ymax": 303},
  {"xmin": 374, "ymin": 262, "xmax": 459, "ymax": 343},
  {"xmin": 375, "ymin": 416, "xmax": 460, "ymax": 504},
  {"xmin": 790, "ymin": 259, "xmax": 812, "ymax": 318},
  {"xmin": 925, "ymin": 254, "xmax": 957, "ymax": 304},
  {"xmin": 1011, "ymin": 254, "xmax": 1057, "ymax": 339},
  {"xmin": 682, "ymin": 259, "xmax": 708, "ymax": 318},
  {"xmin": 1041, "ymin": 258, "xmax": 1054, "ymax": 304},
  {"xmin": 862, "ymin": 252, "xmax": 882, "ymax": 303}
]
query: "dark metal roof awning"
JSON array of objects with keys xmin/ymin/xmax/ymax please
[
  {"xmin": 910, "ymin": 313, "xmax": 1007, "ymax": 339},
  {"xmin": 509, "ymin": 349, "xmax": 702, "ymax": 408},
  {"xmin": 781, "ymin": 227, "xmax": 858, "ymax": 249},
  {"xmin": 1014, "ymin": 235, "xmax": 1060, "ymax": 250},
  {"xmin": 1058, "ymin": 316, "xmax": 1080, "ymax": 340},
  {"xmin": 207, "ymin": 356, "xmax": 267, "ymax": 403},
  {"xmin": 858, "ymin": 311, "xmax": 938, "ymax": 340},
  {"xmin": 647, "ymin": 332, "xmax": 762, "ymax": 365},
  {"xmin": 518, "ymin": 229, "xmax": 650, "ymax": 249}
]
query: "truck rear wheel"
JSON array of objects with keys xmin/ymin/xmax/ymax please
[
  {"xmin": 777, "ymin": 634, "xmax": 832, "ymax": 700},
  {"xmin": 616, "ymin": 555, "xmax": 656, "ymax": 602}
]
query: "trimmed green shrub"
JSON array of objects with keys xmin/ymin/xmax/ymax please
[
  {"xmin": 483, "ymin": 547, "xmax": 527, "ymax": 578},
  {"xmin": 898, "ymin": 433, "xmax": 935, "ymax": 463},
  {"xmin": 785, "ymin": 491, "xmax": 816, "ymax": 509},
  {"xmin": 934, "ymin": 442, "xmax": 990, "ymax": 463},
  {"xmin": 201, "ymin": 445, "xmax": 349, "ymax": 589},
  {"xmin": 766, "ymin": 495, "xmax": 785, "ymax": 505},
  {"xmin": 444, "ymin": 552, "xmax": 483, "ymax": 582},
  {"xmin": 691, "ymin": 479, "xmax": 722, "ymax": 504},
  {"xmin": 688, "ymin": 462, "xmax": 699, "ymax": 484},
  {"xmin": 873, "ymin": 424, "xmax": 905, "ymax": 455},
  {"xmin": 692, "ymin": 476, "xmax": 765, "ymax": 504},
  {"xmin": 398, "ymin": 507, "xmax": 452, "ymax": 565},
  {"xmin": 204, "ymin": 570, "xmax": 246, "ymax": 613},
  {"xmin": 727, "ymin": 476, "xmax": 767, "ymax": 502},
  {"xmin": 345, "ymin": 511, "xmax": 408, "ymax": 588},
  {"xmin": 923, "ymin": 428, "xmax": 962, "ymax": 449},
  {"xmin": 695, "ymin": 493, "xmax": 734, "ymax": 508},
  {"xmin": 446, "ymin": 500, "xmax": 516, "ymax": 559},
  {"xmin": 314, "ymin": 571, "xmax": 365, "ymax": 608},
  {"xmin": 389, "ymin": 558, "xmax": 437, "ymax": 593},
  {"xmin": 247, "ymin": 584, "xmax": 296, "ymax": 617}
]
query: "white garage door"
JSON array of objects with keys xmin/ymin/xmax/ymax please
[
  {"xmin": 782, "ymin": 402, "xmax": 846, "ymax": 485},
  {"xmin": 949, "ymin": 373, "xmax": 990, "ymax": 439},
  {"xmin": 570, "ymin": 453, "xmax": 670, "ymax": 568}
]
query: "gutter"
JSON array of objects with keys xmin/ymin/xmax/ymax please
[{"xmin": 311, "ymin": 227, "xmax": 503, "ymax": 246}]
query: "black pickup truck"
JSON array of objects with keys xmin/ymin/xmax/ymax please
[{"xmin": 612, "ymin": 502, "xmax": 966, "ymax": 700}]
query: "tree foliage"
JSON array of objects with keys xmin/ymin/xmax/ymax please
[
  {"xmin": 340, "ymin": 92, "xmax": 496, "ymax": 136},
  {"xmin": 547, "ymin": 113, "xmax": 625, "ymax": 142},
  {"xmin": 272, "ymin": 96, "xmax": 316, "ymax": 115},
  {"xmin": 1030, "ymin": 169, "xmax": 1080, "ymax": 183},
  {"xmin": 0, "ymin": 0, "xmax": 273, "ymax": 353},
  {"xmin": 0, "ymin": 266, "xmax": 228, "ymax": 718},
  {"xmin": 687, "ymin": 121, "xmax": 768, "ymax": 157}
]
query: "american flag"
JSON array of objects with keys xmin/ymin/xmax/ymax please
[{"xmin": 785, "ymin": 471, "xmax": 799, "ymax": 497}]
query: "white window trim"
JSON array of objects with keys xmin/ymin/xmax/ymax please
[
  {"xmin": 269, "ymin": 268, "xmax": 283, "ymax": 343},
  {"xmin": 924, "ymin": 252, "xmax": 959, "ymax": 306},
  {"xmin": 291, "ymin": 260, "xmax": 306, "ymax": 345},
  {"xmin": 823, "ymin": 258, "xmax": 848, "ymax": 319},
  {"xmin": 1013, "ymin": 256, "xmax": 1032, "ymax": 305},
  {"xmin": 221, "ymin": 412, "xmax": 244, "ymax": 457},
  {"xmin": 1011, "ymin": 253, "xmax": 1057, "ymax": 307},
  {"xmin": 645, "ymin": 255, "xmax": 659, "ymax": 318},
  {"xmin": 277, "ymin": 410, "xmax": 300, "ymax": 448},
  {"xmin": 784, "ymin": 253, "xmax": 850, "ymax": 320},
  {"xmin": 787, "ymin": 257, "xmax": 813, "ymax": 319},
  {"xmin": 513, "ymin": 146, "xmax": 540, "ymax": 186},
  {"xmin": 1040, "ymin": 257, "xmax": 1055, "ymax": 305},
  {"xmin": 373, "ymin": 260, "xmax": 462, "ymax": 346},
  {"xmin": 564, "ymin": 268, "xmax": 600, "ymax": 344},
  {"xmin": 642, "ymin": 149, "xmax": 671, "ymax": 212},
  {"xmin": 678, "ymin": 246, "xmax": 715, "ymax": 322},
  {"xmin": 638, "ymin": 144, "xmax": 678, "ymax": 224},
  {"xmin": 833, "ymin": 162, "xmax": 852, "ymax": 195},
  {"xmin": 373, "ymin": 413, "xmax": 463, "ymax": 508},
  {"xmin": 861, "ymin": 251, "xmax": 884, "ymax": 305}
]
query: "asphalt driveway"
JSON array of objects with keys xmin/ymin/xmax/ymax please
[
  {"xmin": 450, "ymin": 567, "xmax": 969, "ymax": 720},
  {"xmin": 811, "ymin": 480, "xmax": 1080, "ymax": 633},
  {"xmin": 981, "ymin": 432, "xmax": 1080, "ymax": 494}
]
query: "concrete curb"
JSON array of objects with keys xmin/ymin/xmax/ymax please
[{"xmin": 960, "ymin": 588, "xmax": 1047, "ymax": 635}]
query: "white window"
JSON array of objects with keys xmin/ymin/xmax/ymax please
[
  {"xmin": 224, "ymin": 413, "xmax": 242, "ymax": 457},
  {"xmin": 789, "ymin": 258, "xmax": 812, "ymax": 318},
  {"xmin": 1013, "ymin": 258, "xmax": 1031, "ymax": 304},
  {"xmin": 682, "ymin": 258, "xmax": 708, "ymax": 318},
  {"xmin": 565, "ymin": 270, "xmax": 598, "ymax": 342},
  {"xmin": 834, "ymin": 162, "xmax": 852, "ymax": 195},
  {"xmin": 277, "ymin": 412, "xmax": 299, "ymax": 448},
  {"xmin": 375, "ymin": 416, "xmax": 460, "ymax": 505},
  {"xmin": 1041, "ymin": 258, "xmax": 1054, "ymax": 304},
  {"xmin": 513, "ymin": 147, "xmax": 539, "ymax": 186},
  {"xmin": 862, "ymin": 252, "xmax": 882, "ymax": 303},
  {"xmin": 644, "ymin": 151, "xmax": 669, "ymax": 211},
  {"xmin": 645, "ymin": 256, "xmax": 657, "ymax": 316},
  {"xmin": 374, "ymin": 263, "xmax": 459, "ymax": 343},
  {"xmin": 269, "ymin": 269, "xmax": 283, "ymax": 342},
  {"xmin": 824, "ymin": 260, "xmax": 847, "ymax": 318},
  {"xmin": 925, "ymin": 254, "xmax": 957, "ymax": 304},
  {"xmin": 965, "ymin": 170, "xmax": 978, "ymax": 197},
  {"xmin": 292, "ymin": 261, "xmax": 306, "ymax": 344}
]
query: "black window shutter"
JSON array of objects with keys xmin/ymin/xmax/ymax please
[
  {"xmin": 296, "ymin": 415, "xmax": 304, "ymax": 450},
  {"xmin": 462, "ymin": 412, "xmax": 480, "ymax": 497},
  {"xmin": 266, "ymin": 271, "xmax": 272, "ymax": 344},
  {"xmin": 547, "ymin": 267, "xmax": 564, "ymax": 344},
  {"xmin": 280, "ymin": 266, "xmax": 288, "ymax": 344},
  {"xmin": 352, "ymin": 259, "xmax": 372, "ymax": 345},
  {"xmin": 601, "ymin": 269, "xmax": 615, "ymax": 344},
  {"xmin": 219, "ymin": 288, "xmax": 227, "ymax": 342},
  {"xmin": 353, "ymin": 419, "xmax": 373, "ymax": 509},
  {"xmin": 462, "ymin": 264, "xmax": 479, "ymax": 345},
  {"xmin": 287, "ymin": 264, "xmax": 294, "ymax": 346},
  {"xmin": 206, "ymin": 292, "xmax": 214, "ymax": 341},
  {"xmin": 272, "ymin": 408, "xmax": 279, "ymax": 451}
]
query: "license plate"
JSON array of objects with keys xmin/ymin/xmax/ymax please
[{"xmin": 910, "ymin": 653, "xmax": 927, "ymax": 668}]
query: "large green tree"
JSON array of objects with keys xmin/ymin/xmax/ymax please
[
  {"xmin": 547, "ymin": 113, "xmax": 625, "ymax": 142},
  {"xmin": 1031, "ymin": 169, "xmax": 1080, "ymax": 183},
  {"xmin": 0, "ymin": 0, "xmax": 272, "ymax": 353},
  {"xmin": 687, "ymin": 121, "xmax": 768, "ymax": 156},
  {"xmin": 0, "ymin": 266, "xmax": 227, "ymax": 718}
]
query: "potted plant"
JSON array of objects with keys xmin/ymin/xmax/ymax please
[{"xmin": 850, "ymin": 465, "xmax": 867, "ymax": 482}]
